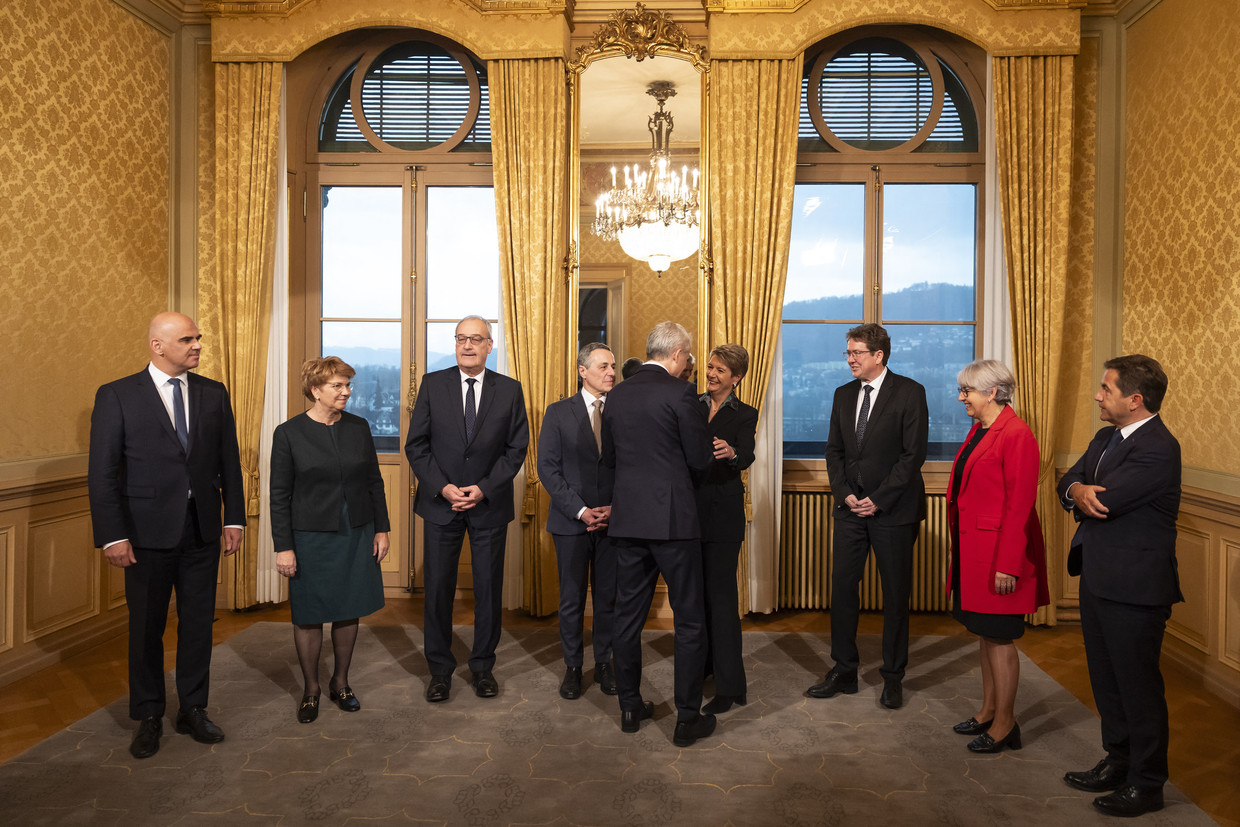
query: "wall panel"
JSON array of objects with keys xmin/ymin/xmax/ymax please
[{"xmin": 25, "ymin": 512, "xmax": 98, "ymax": 640}]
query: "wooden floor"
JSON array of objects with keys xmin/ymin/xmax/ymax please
[{"xmin": 2, "ymin": 599, "xmax": 1237, "ymax": 824}]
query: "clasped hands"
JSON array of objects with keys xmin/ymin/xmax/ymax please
[
  {"xmin": 581, "ymin": 505, "xmax": 611, "ymax": 532},
  {"xmin": 844, "ymin": 493, "xmax": 878, "ymax": 518},
  {"xmin": 441, "ymin": 483, "xmax": 484, "ymax": 512}
]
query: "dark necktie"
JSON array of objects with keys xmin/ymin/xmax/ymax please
[
  {"xmin": 592, "ymin": 397, "xmax": 604, "ymax": 453},
  {"xmin": 464, "ymin": 377, "xmax": 477, "ymax": 441},
  {"xmin": 1095, "ymin": 428, "xmax": 1124, "ymax": 476},
  {"xmin": 855, "ymin": 384, "xmax": 873, "ymax": 447},
  {"xmin": 169, "ymin": 377, "xmax": 189, "ymax": 452}
]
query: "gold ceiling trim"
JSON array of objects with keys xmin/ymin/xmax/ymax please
[
  {"xmin": 569, "ymin": 3, "xmax": 708, "ymax": 73},
  {"xmin": 205, "ymin": 0, "xmax": 570, "ymax": 16}
]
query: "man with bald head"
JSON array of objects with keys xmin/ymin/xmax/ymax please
[{"xmin": 89, "ymin": 312, "xmax": 246, "ymax": 759}]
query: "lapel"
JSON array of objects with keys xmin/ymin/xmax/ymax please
[
  {"xmin": 570, "ymin": 393, "xmax": 599, "ymax": 458},
  {"xmin": 1095, "ymin": 418, "xmax": 1155, "ymax": 482},
  {"xmin": 958, "ymin": 405, "xmax": 1013, "ymax": 491},
  {"xmin": 137, "ymin": 370, "xmax": 185, "ymax": 455},
  {"xmin": 467, "ymin": 369, "xmax": 496, "ymax": 445},
  {"xmin": 855, "ymin": 371, "xmax": 897, "ymax": 450},
  {"xmin": 184, "ymin": 372, "xmax": 202, "ymax": 455},
  {"xmin": 842, "ymin": 381, "xmax": 861, "ymax": 444}
]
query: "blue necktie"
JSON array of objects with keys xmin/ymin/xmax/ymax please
[
  {"xmin": 464, "ymin": 378, "xmax": 477, "ymax": 441},
  {"xmin": 1095, "ymin": 428, "xmax": 1123, "ymax": 476},
  {"xmin": 170, "ymin": 377, "xmax": 189, "ymax": 452}
]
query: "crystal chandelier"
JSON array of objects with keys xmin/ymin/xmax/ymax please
[{"xmin": 593, "ymin": 81, "xmax": 700, "ymax": 276}]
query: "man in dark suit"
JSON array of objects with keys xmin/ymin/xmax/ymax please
[
  {"xmin": 405, "ymin": 315, "xmax": 529, "ymax": 703},
  {"xmin": 808, "ymin": 323, "xmax": 928, "ymax": 710},
  {"xmin": 537, "ymin": 342, "xmax": 617, "ymax": 699},
  {"xmin": 1057, "ymin": 354, "xmax": 1181, "ymax": 818},
  {"xmin": 88, "ymin": 312, "xmax": 246, "ymax": 759},
  {"xmin": 601, "ymin": 321, "xmax": 715, "ymax": 747}
]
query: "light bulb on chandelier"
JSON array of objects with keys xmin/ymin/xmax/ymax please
[{"xmin": 593, "ymin": 80, "xmax": 700, "ymax": 276}]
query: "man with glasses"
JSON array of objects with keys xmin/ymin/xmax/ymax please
[
  {"xmin": 807, "ymin": 323, "xmax": 928, "ymax": 710},
  {"xmin": 405, "ymin": 315, "xmax": 529, "ymax": 703}
]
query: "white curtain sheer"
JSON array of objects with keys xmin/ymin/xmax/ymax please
[{"xmin": 746, "ymin": 331, "xmax": 784, "ymax": 613}]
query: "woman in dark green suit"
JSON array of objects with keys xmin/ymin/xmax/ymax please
[{"xmin": 271, "ymin": 357, "xmax": 389, "ymax": 723}]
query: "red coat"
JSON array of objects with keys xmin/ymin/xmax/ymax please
[{"xmin": 946, "ymin": 405, "xmax": 1050, "ymax": 614}]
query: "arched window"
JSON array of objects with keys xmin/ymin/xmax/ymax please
[{"xmin": 783, "ymin": 27, "xmax": 985, "ymax": 462}]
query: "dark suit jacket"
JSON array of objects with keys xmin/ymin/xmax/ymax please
[
  {"xmin": 269, "ymin": 411, "xmax": 390, "ymax": 551},
  {"xmin": 601, "ymin": 364, "xmax": 711, "ymax": 540},
  {"xmin": 1057, "ymin": 415, "xmax": 1182, "ymax": 606},
  {"xmin": 537, "ymin": 393, "xmax": 613, "ymax": 535},
  {"xmin": 695, "ymin": 394, "xmax": 758, "ymax": 543},
  {"xmin": 404, "ymin": 367, "xmax": 529, "ymax": 529},
  {"xmin": 825, "ymin": 370, "xmax": 929, "ymax": 525},
  {"xmin": 89, "ymin": 368, "xmax": 246, "ymax": 549}
]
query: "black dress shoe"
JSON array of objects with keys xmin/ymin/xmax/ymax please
[
  {"xmin": 1064, "ymin": 759, "xmax": 1127, "ymax": 793},
  {"xmin": 806, "ymin": 667, "xmax": 857, "ymax": 699},
  {"xmin": 425, "ymin": 675, "xmax": 451, "ymax": 703},
  {"xmin": 1093, "ymin": 784, "xmax": 1164, "ymax": 818},
  {"xmin": 329, "ymin": 685, "xmax": 361, "ymax": 712},
  {"xmin": 620, "ymin": 701, "xmax": 654, "ymax": 733},
  {"xmin": 297, "ymin": 695, "xmax": 320, "ymax": 724},
  {"xmin": 471, "ymin": 670, "xmax": 499, "ymax": 698},
  {"xmin": 595, "ymin": 662, "xmax": 618, "ymax": 696},
  {"xmin": 702, "ymin": 694, "xmax": 747, "ymax": 715},
  {"xmin": 967, "ymin": 722, "xmax": 1021, "ymax": 753},
  {"xmin": 130, "ymin": 717, "xmax": 162, "ymax": 759},
  {"xmin": 880, "ymin": 680, "xmax": 903, "ymax": 709},
  {"xmin": 952, "ymin": 716, "xmax": 993, "ymax": 735},
  {"xmin": 672, "ymin": 713, "xmax": 717, "ymax": 747},
  {"xmin": 559, "ymin": 666, "xmax": 583, "ymax": 700},
  {"xmin": 175, "ymin": 706, "xmax": 225, "ymax": 744}
]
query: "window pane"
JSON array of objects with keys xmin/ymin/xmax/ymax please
[
  {"xmin": 782, "ymin": 322, "xmax": 855, "ymax": 457},
  {"xmin": 322, "ymin": 186, "xmax": 402, "ymax": 318},
  {"xmin": 321, "ymin": 321, "xmax": 402, "ymax": 453},
  {"xmin": 426, "ymin": 187, "xmax": 499, "ymax": 320},
  {"xmin": 785, "ymin": 184, "xmax": 865, "ymax": 321},
  {"xmin": 881, "ymin": 184, "xmax": 976, "ymax": 322},
  {"xmin": 886, "ymin": 323, "xmax": 975, "ymax": 461}
]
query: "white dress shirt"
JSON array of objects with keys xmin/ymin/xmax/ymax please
[{"xmin": 853, "ymin": 366, "xmax": 889, "ymax": 426}]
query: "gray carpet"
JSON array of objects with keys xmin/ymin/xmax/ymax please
[{"xmin": 1, "ymin": 623, "xmax": 1213, "ymax": 826}]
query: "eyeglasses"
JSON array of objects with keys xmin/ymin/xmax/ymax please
[
  {"xmin": 454, "ymin": 334, "xmax": 490, "ymax": 345},
  {"xmin": 843, "ymin": 349, "xmax": 873, "ymax": 359},
  {"xmin": 327, "ymin": 382, "xmax": 352, "ymax": 392},
  {"xmin": 957, "ymin": 386, "xmax": 975, "ymax": 396}
]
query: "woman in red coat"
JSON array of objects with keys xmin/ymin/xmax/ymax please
[{"xmin": 946, "ymin": 359, "xmax": 1049, "ymax": 754}]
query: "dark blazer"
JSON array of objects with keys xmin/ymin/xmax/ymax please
[
  {"xmin": 537, "ymin": 393, "xmax": 613, "ymax": 535},
  {"xmin": 1057, "ymin": 415, "xmax": 1182, "ymax": 606},
  {"xmin": 89, "ymin": 368, "xmax": 246, "ymax": 548},
  {"xmin": 601, "ymin": 364, "xmax": 711, "ymax": 540},
  {"xmin": 404, "ymin": 367, "xmax": 529, "ymax": 529},
  {"xmin": 946, "ymin": 405, "xmax": 1049, "ymax": 614},
  {"xmin": 694, "ymin": 394, "xmax": 758, "ymax": 543},
  {"xmin": 824, "ymin": 370, "xmax": 928, "ymax": 525},
  {"xmin": 269, "ymin": 411, "xmax": 390, "ymax": 551}
]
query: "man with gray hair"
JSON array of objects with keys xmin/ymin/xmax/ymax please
[{"xmin": 601, "ymin": 321, "xmax": 715, "ymax": 746}]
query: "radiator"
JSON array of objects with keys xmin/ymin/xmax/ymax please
[{"xmin": 779, "ymin": 492, "xmax": 951, "ymax": 611}]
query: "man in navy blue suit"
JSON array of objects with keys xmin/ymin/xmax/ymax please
[
  {"xmin": 537, "ymin": 342, "xmax": 617, "ymax": 700},
  {"xmin": 1058, "ymin": 354, "xmax": 1181, "ymax": 818},
  {"xmin": 602, "ymin": 321, "xmax": 715, "ymax": 747},
  {"xmin": 405, "ymin": 315, "xmax": 529, "ymax": 703},
  {"xmin": 88, "ymin": 312, "xmax": 246, "ymax": 759}
]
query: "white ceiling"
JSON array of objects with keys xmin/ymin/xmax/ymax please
[{"xmin": 579, "ymin": 55, "xmax": 701, "ymax": 149}]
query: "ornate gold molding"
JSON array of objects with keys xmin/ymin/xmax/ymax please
[
  {"xmin": 206, "ymin": 0, "xmax": 570, "ymax": 17},
  {"xmin": 569, "ymin": 3, "xmax": 708, "ymax": 72}
]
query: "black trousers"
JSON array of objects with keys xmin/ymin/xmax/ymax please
[
  {"xmin": 124, "ymin": 506, "xmax": 219, "ymax": 720},
  {"xmin": 611, "ymin": 537, "xmax": 707, "ymax": 721},
  {"xmin": 423, "ymin": 517, "xmax": 508, "ymax": 676},
  {"xmin": 702, "ymin": 540, "xmax": 746, "ymax": 697},
  {"xmin": 552, "ymin": 530, "xmax": 616, "ymax": 667},
  {"xmin": 829, "ymin": 517, "xmax": 917, "ymax": 682},
  {"xmin": 1079, "ymin": 576, "xmax": 1172, "ymax": 791}
]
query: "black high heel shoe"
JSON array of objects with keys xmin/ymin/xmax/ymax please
[
  {"xmin": 967, "ymin": 722, "xmax": 1021, "ymax": 753},
  {"xmin": 953, "ymin": 716, "xmax": 993, "ymax": 735},
  {"xmin": 329, "ymin": 685, "xmax": 361, "ymax": 712},
  {"xmin": 702, "ymin": 694, "xmax": 747, "ymax": 715},
  {"xmin": 297, "ymin": 695, "xmax": 320, "ymax": 724}
]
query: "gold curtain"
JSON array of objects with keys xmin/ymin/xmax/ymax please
[
  {"xmin": 200, "ymin": 61, "xmax": 282, "ymax": 610},
  {"xmin": 707, "ymin": 57, "xmax": 803, "ymax": 614},
  {"xmin": 993, "ymin": 55, "xmax": 1075, "ymax": 627},
  {"xmin": 489, "ymin": 58, "xmax": 568, "ymax": 616}
]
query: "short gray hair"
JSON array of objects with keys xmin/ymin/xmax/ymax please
[
  {"xmin": 957, "ymin": 359, "xmax": 1015, "ymax": 405},
  {"xmin": 645, "ymin": 321, "xmax": 691, "ymax": 360},
  {"xmin": 456, "ymin": 315, "xmax": 492, "ymax": 338},
  {"xmin": 577, "ymin": 342, "xmax": 613, "ymax": 369}
]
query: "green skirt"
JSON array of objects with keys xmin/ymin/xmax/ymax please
[{"xmin": 289, "ymin": 503, "xmax": 384, "ymax": 625}]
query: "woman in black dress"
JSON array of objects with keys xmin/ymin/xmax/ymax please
[
  {"xmin": 271, "ymin": 357, "xmax": 389, "ymax": 723},
  {"xmin": 696, "ymin": 344, "xmax": 758, "ymax": 715}
]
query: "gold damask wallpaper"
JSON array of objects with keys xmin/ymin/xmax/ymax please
[
  {"xmin": 1123, "ymin": 0, "xmax": 1240, "ymax": 474},
  {"xmin": 0, "ymin": 0, "xmax": 170, "ymax": 463},
  {"xmin": 1057, "ymin": 34, "xmax": 1098, "ymax": 454}
]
